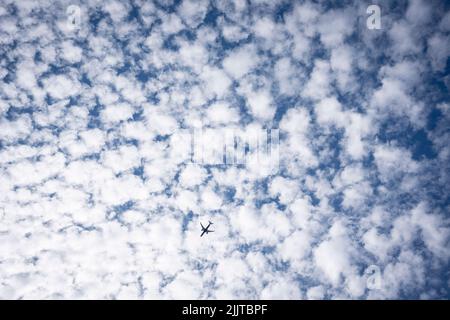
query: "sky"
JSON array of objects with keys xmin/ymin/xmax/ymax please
[{"xmin": 0, "ymin": 0, "xmax": 449, "ymax": 299}]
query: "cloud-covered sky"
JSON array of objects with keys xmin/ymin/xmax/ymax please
[{"xmin": 0, "ymin": 0, "xmax": 449, "ymax": 299}]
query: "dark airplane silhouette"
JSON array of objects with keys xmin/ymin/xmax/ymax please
[{"xmin": 200, "ymin": 221, "xmax": 214, "ymax": 237}]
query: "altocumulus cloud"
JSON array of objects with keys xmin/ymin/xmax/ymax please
[{"xmin": 0, "ymin": 0, "xmax": 449, "ymax": 299}]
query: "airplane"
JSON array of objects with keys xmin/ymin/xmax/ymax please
[{"xmin": 200, "ymin": 221, "xmax": 214, "ymax": 237}]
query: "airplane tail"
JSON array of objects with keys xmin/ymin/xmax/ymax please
[{"xmin": 209, "ymin": 220, "xmax": 214, "ymax": 225}]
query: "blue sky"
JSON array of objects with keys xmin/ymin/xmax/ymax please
[{"xmin": 0, "ymin": 0, "xmax": 449, "ymax": 299}]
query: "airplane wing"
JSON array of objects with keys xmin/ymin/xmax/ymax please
[{"xmin": 200, "ymin": 222, "xmax": 205, "ymax": 229}]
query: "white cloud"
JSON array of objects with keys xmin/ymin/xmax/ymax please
[
  {"xmin": 313, "ymin": 220, "xmax": 357, "ymax": 287},
  {"xmin": 427, "ymin": 33, "xmax": 450, "ymax": 72},
  {"xmin": 200, "ymin": 66, "xmax": 232, "ymax": 98},
  {"xmin": 279, "ymin": 230, "xmax": 312, "ymax": 262},
  {"xmin": 269, "ymin": 176, "xmax": 298, "ymax": 205},
  {"xmin": 274, "ymin": 57, "xmax": 303, "ymax": 95},
  {"xmin": 223, "ymin": 44, "xmax": 260, "ymax": 79},
  {"xmin": 260, "ymin": 278, "xmax": 302, "ymax": 299},
  {"xmin": 317, "ymin": 9, "xmax": 355, "ymax": 48},
  {"xmin": 306, "ymin": 285, "xmax": 325, "ymax": 299},
  {"xmin": 302, "ymin": 59, "xmax": 333, "ymax": 100},
  {"xmin": 179, "ymin": 164, "xmax": 208, "ymax": 188},
  {"xmin": 373, "ymin": 145, "xmax": 418, "ymax": 182},
  {"xmin": 315, "ymin": 97, "xmax": 346, "ymax": 127},
  {"xmin": 200, "ymin": 186, "xmax": 223, "ymax": 211},
  {"xmin": 101, "ymin": 103, "xmax": 134, "ymax": 124},
  {"xmin": 144, "ymin": 108, "xmax": 179, "ymax": 136},
  {"xmin": 161, "ymin": 13, "xmax": 184, "ymax": 34},
  {"xmin": 0, "ymin": 0, "xmax": 448, "ymax": 300},
  {"xmin": 60, "ymin": 41, "xmax": 83, "ymax": 63},
  {"xmin": 206, "ymin": 101, "xmax": 239, "ymax": 125},
  {"xmin": 0, "ymin": 115, "xmax": 32, "ymax": 143},
  {"xmin": 43, "ymin": 75, "xmax": 81, "ymax": 100},
  {"xmin": 253, "ymin": 17, "xmax": 276, "ymax": 39},
  {"xmin": 102, "ymin": 145, "xmax": 141, "ymax": 174},
  {"xmin": 178, "ymin": 0, "xmax": 208, "ymax": 28}
]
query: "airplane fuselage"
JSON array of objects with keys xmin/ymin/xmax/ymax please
[{"xmin": 200, "ymin": 222, "xmax": 214, "ymax": 237}]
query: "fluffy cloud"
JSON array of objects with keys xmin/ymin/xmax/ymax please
[
  {"xmin": 0, "ymin": 0, "xmax": 448, "ymax": 300},
  {"xmin": 223, "ymin": 44, "xmax": 260, "ymax": 79}
]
